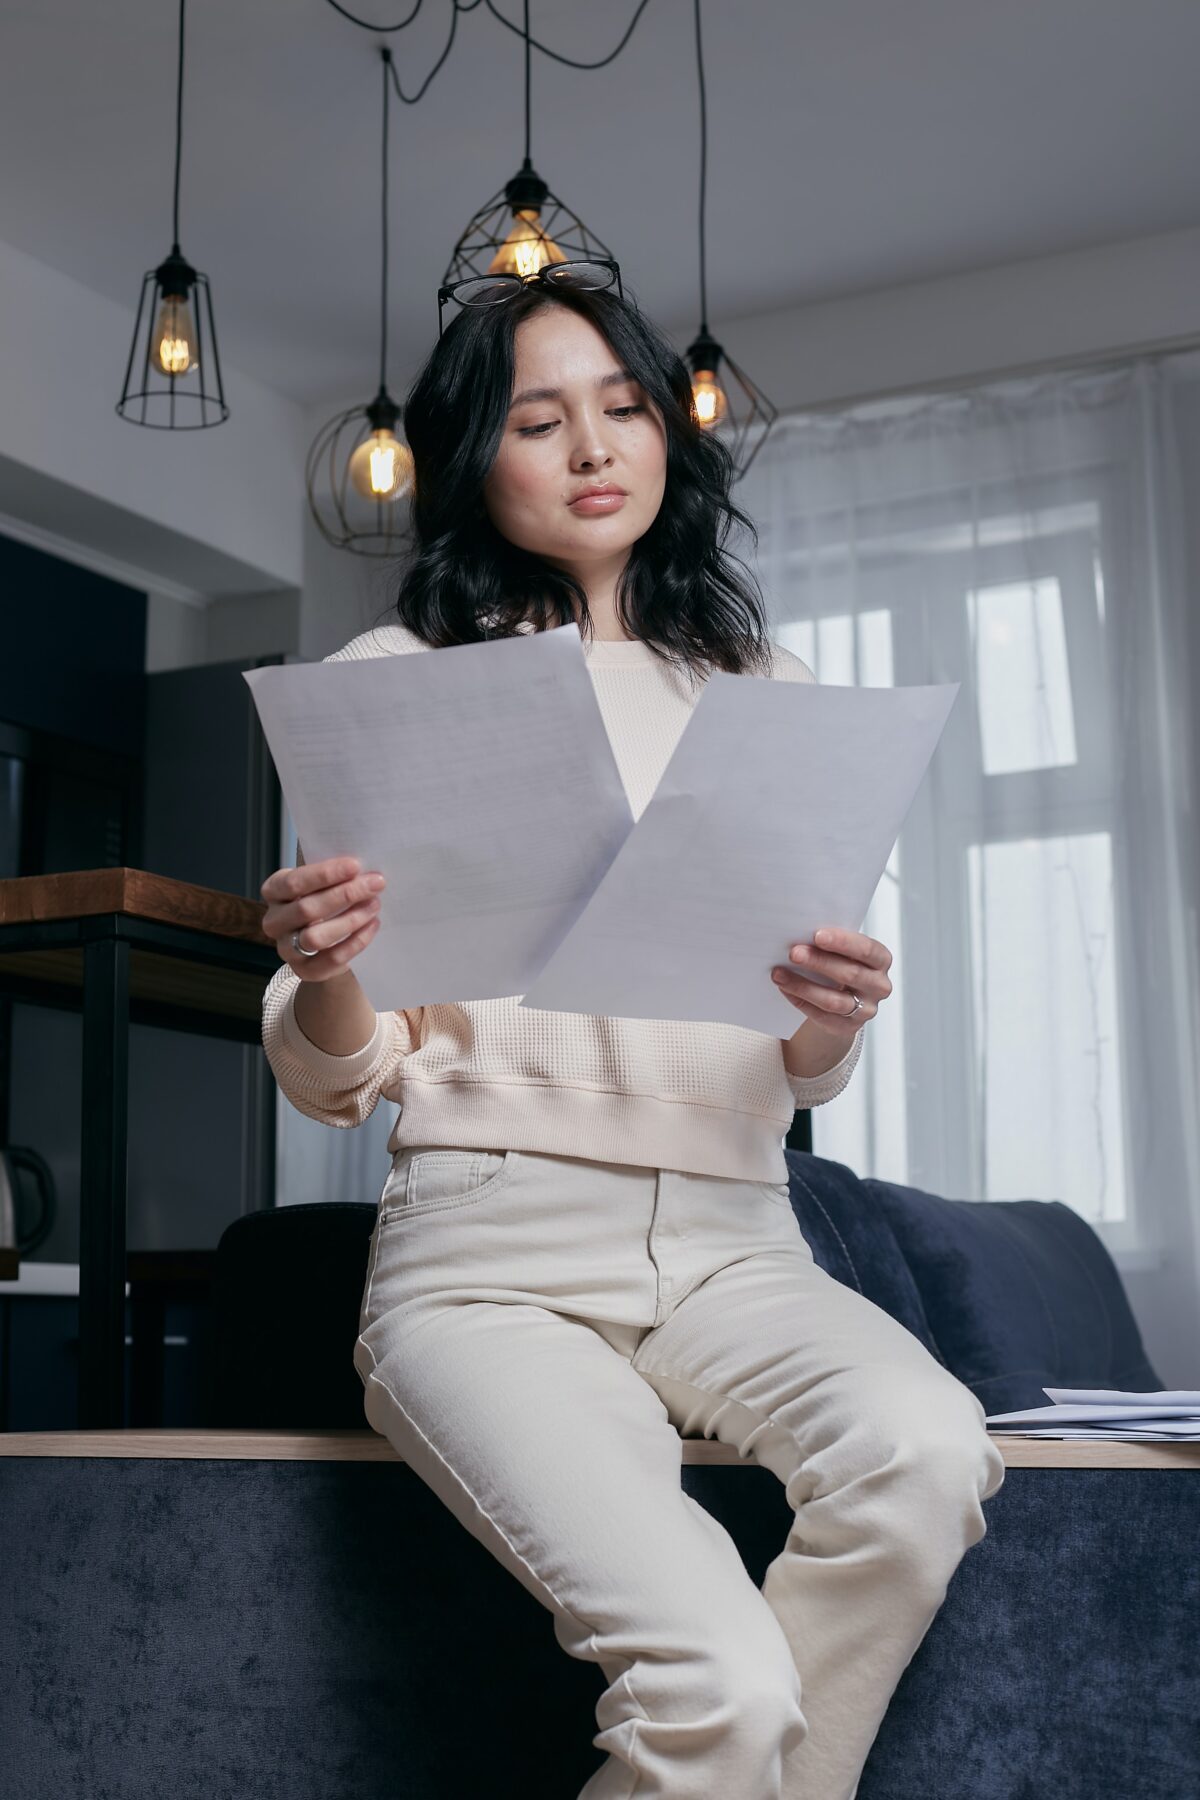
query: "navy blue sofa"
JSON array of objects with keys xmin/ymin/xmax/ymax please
[{"xmin": 3, "ymin": 1150, "xmax": 1195, "ymax": 1800}]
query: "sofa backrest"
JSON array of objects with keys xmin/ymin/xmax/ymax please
[
  {"xmin": 795, "ymin": 1155, "xmax": 1162, "ymax": 1413},
  {"xmin": 782, "ymin": 1151, "xmax": 941, "ymax": 1353}
]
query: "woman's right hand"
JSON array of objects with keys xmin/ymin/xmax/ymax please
[{"xmin": 260, "ymin": 852, "xmax": 385, "ymax": 981}]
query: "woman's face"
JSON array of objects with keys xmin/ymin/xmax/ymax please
[{"xmin": 481, "ymin": 305, "xmax": 668, "ymax": 577}]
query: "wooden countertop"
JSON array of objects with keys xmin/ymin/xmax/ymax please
[
  {"xmin": 1, "ymin": 1429, "xmax": 1198, "ymax": 1469},
  {"xmin": 0, "ymin": 868, "xmax": 276, "ymax": 1020},
  {"xmin": 0, "ymin": 867, "xmax": 271, "ymax": 941}
]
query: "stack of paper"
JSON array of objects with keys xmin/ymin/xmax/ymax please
[
  {"xmin": 243, "ymin": 622, "xmax": 960, "ymax": 1032},
  {"xmin": 984, "ymin": 1388, "xmax": 1200, "ymax": 1440}
]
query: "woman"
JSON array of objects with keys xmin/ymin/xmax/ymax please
[{"xmin": 258, "ymin": 267, "xmax": 1005, "ymax": 1800}]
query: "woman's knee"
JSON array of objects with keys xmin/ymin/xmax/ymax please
[
  {"xmin": 867, "ymin": 1390, "xmax": 1006, "ymax": 1568},
  {"xmin": 819, "ymin": 1369, "xmax": 1005, "ymax": 1538},
  {"xmin": 694, "ymin": 1633, "xmax": 808, "ymax": 1754},
  {"xmin": 893, "ymin": 1374, "xmax": 1005, "ymax": 1496}
]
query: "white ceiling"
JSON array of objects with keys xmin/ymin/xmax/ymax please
[{"xmin": 3, "ymin": 0, "xmax": 1199, "ymax": 410}]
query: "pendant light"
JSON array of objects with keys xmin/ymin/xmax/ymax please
[
  {"xmin": 441, "ymin": 0, "xmax": 617, "ymax": 291},
  {"xmin": 306, "ymin": 47, "xmax": 415, "ymax": 558},
  {"xmin": 116, "ymin": 0, "xmax": 228, "ymax": 429},
  {"xmin": 684, "ymin": 0, "xmax": 777, "ymax": 480}
]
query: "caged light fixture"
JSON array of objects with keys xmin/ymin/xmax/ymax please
[
  {"xmin": 306, "ymin": 47, "xmax": 415, "ymax": 558},
  {"xmin": 440, "ymin": 0, "xmax": 618, "ymax": 300},
  {"xmin": 116, "ymin": 0, "xmax": 228, "ymax": 430},
  {"xmin": 683, "ymin": 0, "xmax": 777, "ymax": 480}
]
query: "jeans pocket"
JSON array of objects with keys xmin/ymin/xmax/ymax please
[{"xmin": 380, "ymin": 1146, "xmax": 515, "ymax": 1221}]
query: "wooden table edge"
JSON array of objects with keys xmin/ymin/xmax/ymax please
[{"xmin": 1, "ymin": 1429, "xmax": 1198, "ymax": 1469}]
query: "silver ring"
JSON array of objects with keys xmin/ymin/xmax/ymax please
[
  {"xmin": 291, "ymin": 929, "xmax": 321, "ymax": 958},
  {"xmin": 848, "ymin": 993, "xmax": 864, "ymax": 1015}
]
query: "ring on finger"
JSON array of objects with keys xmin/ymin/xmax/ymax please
[{"xmin": 783, "ymin": 969, "xmax": 871, "ymax": 1017}]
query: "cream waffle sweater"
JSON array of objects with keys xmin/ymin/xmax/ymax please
[{"xmin": 260, "ymin": 622, "xmax": 864, "ymax": 1182}]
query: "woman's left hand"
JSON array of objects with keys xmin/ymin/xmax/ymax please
[{"xmin": 771, "ymin": 927, "xmax": 893, "ymax": 1042}]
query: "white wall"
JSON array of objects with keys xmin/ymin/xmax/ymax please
[
  {"xmin": 295, "ymin": 496, "xmax": 405, "ymax": 663},
  {"xmin": 0, "ymin": 235, "xmax": 308, "ymax": 603},
  {"xmin": 677, "ymin": 221, "xmax": 1200, "ymax": 414}
]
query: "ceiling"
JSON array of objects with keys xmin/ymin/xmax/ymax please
[{"xmin": 3, "ymin": 0, "xmax": 1199, "ymax": 411}]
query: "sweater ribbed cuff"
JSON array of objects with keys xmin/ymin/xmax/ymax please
[
  {"xmin": 785, "ymin": 1023, "xmax": 864, "ymax": 1107},
  {"xmin": 279, "ymin": 984, "xmax": 394, "ymax": 1089}
]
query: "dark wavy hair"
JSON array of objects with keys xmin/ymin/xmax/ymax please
[{"xmin": 371, "ymin": 281, "xmax": 774, "ymax": 682}]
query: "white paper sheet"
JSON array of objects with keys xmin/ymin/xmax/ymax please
[
  {"xmin": 987, "ymin": 1427, "xmax": 1200, "ymax": 1441},
  {"xmin": 244, "ymin": 624, "xmax": 634, "ymax": 1013},
  {"xmin": 985, "ymin": 1388, "xmax": 1200, "ymax": 1440},
  {"xmin": 244, "ymin": 624, "xmax": 959, "ymax": 1033},
  {"xmin": 988, "ymin": 1389, "xmax": 1200, "ymax": 1421},
  {"xmin": 987, "ymin": 1404, "xmax": 1200, "ymax": 1423},
  {"xmin": 1042, "ymin": 1387, "xmax": 1200, "ymax": 1407},
  {"xmin": 522, "ymin": 669, "xmax": 959, "ymax": 1035}
]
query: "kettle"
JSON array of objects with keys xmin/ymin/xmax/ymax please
[{"xmin": 0, "ymin": 1145, "xmax": 56, "ymax": 1257}]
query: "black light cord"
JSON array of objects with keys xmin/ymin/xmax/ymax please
[
  {"xmin": 171, "ymin": 0, "xmax": 186, "ymax": 246},
  {"xmin": 694, "ymin": 0, "xmax": 708, "ymax": 335},
  {"xmin": 379, "ymin": 48, "xmax": 391, "ymax": 390},
  {"xmin": 522, "ymin": 0, "xmax": 530, "ymax": 163},
  {"xmin": 324, "ymin": 0, "xmax": 424, "ymax": 29},
  {"xmin": 484, "ymin": 0, "xmax": 653, "ymax": 72},
  {"xmin": 323, "ymin": 0, "xmax": 654, "ymax": 98}
]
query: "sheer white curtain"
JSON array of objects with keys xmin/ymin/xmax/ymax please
[{"xmin": 738, "ymin": 351, "xmax": 1200, "ymax": 1384}]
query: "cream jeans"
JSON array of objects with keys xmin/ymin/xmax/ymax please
[{"xmin": 354, "ymin": 1145, "xmax": 1006, "ymax": 1800}]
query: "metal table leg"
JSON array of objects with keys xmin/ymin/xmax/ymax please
[{"xmin": 79, "ymin": 931, "xmax": 129, "ymax": 1428}]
